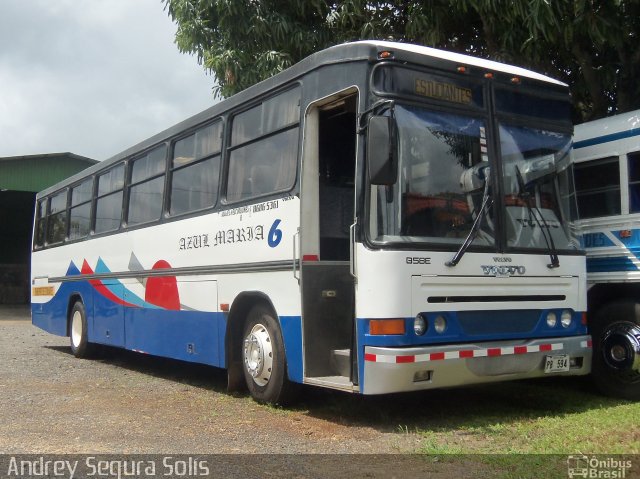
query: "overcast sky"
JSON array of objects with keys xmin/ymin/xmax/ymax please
[{"xmin": 0, "ymin": 0, "xmax": 217, "ymax": 162}]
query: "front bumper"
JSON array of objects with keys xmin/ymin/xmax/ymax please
[{"xmin": 362, "ymin": 335, "xmax": 592, "ymax": 394}]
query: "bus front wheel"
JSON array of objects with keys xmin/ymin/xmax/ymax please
[
  {"xmin": 241, "ymin": 304, "xmax": 296, "ymax": 404},
  {"xmin": 69, "ymin": 301, "xmax": 95, "ymax": 358},
  {"xmin": 592, "ymin": 300, "xmax": 640, "ymax": 400}
]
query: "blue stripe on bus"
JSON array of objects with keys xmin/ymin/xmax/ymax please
[
  {"xmin": 573, "ymin": 127, "xmax": 640, "ymax": 149},
  {"xmin": 586, "ymin": 256, "xmax": 638, "ymax": 273},
  {"xmin": 32, "ymin": 280, "xmax": 305, "ymax": 383},
  {"xmin": 280, "ymin": 316, "xmax": 303, "ymax": 383}
]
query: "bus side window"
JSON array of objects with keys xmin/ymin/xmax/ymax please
[
  {"xmin": 34, "ymin": 199, "xmax": 46, "ymax": 248},
  {"xmin": 127, "ymin": 145, "xmax": 166, "ymax": 226},
  {"xmin": 95, "ymin": 164, "xmax": 125, "ymax": 234},
  {"xmin": 628, "ymin": 152, "xmax": 640, "ymax": 213},
  {"xmin": 69, "ymin": 178, "xmax": 93, "ymax": 240},
  {"xmin": 46, "ymin": 190, "xmax": 68, "ymax": 245},
  {"xmin": 573, "ymin": 156, "xmax": 620, "ymax": 218},
  {"xmin": 227, "ymin": 87, "xmax": 300, "ymax": 203},
  {"xmin": 169, "ymin": 121, "xmax": 222, "ymax": 216},
  {"xmin": 250, "ymin": 165, "xmax": 275, "ymax": 196},
  {"xmin": 227, "ymin": 128, "xmax": 298, "ymax": 202}
]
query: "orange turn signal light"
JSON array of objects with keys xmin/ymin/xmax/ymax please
[{"xmin": 370, "ymin": 319, "xmax": 406, "ymax": 335}]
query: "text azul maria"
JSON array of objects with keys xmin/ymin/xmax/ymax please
[{"xmin": 179, "ymin": 225, "xmax": 265, "ymax": 250}]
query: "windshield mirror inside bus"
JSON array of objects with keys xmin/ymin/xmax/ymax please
[
  {"xmin": 372, "ymin": 65, "xmax": 484, "ymax": 109},
  {"xmin": 369, "ymin": 104, "xmax": 494, "ymax": 246}
]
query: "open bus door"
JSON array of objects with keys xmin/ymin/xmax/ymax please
[{"xmin": 299, "ymin": 91, "xmax": 358, "ymax": 390}]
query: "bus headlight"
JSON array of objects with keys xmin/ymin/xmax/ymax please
[
  {"xmin": 434, "ymin": 315, "xmax": 447, "ymax": 334},
  {"xmin": 414, "ymin": 314, "xmax": 427, "ymax": 336},
  {"xmin": 546, "ymin": 312, "xmax": 557, "ymax": 328},
  {"xmin": 561, "ymin": 310, "xmax": 572, "ymax": 328}
]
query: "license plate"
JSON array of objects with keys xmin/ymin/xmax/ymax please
[{"xmin": 544, "ymin": 354, "xmax": 570, "ymax": 373}]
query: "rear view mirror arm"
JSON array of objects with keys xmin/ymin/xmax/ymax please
[{"xmin": 358, "ymin": 99, "xmax": 395, "ymax": 133}]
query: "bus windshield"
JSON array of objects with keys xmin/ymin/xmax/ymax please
[
  {"xmin": 499, "ymin": 122, "xmax": 574, "ymax": 251},
  {"xmin": 369, "ymin": 105, "xmax": 494, "ymax": 246},
  {"xmin": 368, "ymin": 103, "xmax": 576, "ymax": 252}
]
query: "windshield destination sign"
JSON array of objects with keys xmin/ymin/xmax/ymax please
[
  {"xmin": 372, "ymin": 65, "xmax": 484, "ymax": 108},
  {"xmin": 414, "ymin": 78, "xmax": 472, "ymax": 105}
]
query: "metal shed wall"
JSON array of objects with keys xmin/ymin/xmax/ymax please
[
  {"xmin": 0, "ymin": 153, "xmax": 97, "ymax": 193},
  {"xmin": 0, "ymin": 153, "xmax": 97, "ymax": 304}
]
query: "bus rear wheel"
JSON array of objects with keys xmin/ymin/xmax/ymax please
[
  {"xmin": 241, "ymin": 304, "xmax": 296, "ymax": 405},
  {"xmin": 592, "ymin": 300, "xmax": 640, "ymax": 400},
  {"xmin": 69, "ymin": 301, "xmax": 95, "ymax": 358}
]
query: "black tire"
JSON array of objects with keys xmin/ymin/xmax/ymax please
[
  {"xmin": 241, "ymin": 304, "xmax": 298, "ymax": 405},
  {"xmin": 591, "ymin": 300, "xmax": 640, "ymax": 400},
  {"xmin": 69, "ymin": 301, "xmax": 95, "ymax": 358}
]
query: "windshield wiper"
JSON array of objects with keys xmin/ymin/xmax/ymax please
[
  {"xmin": 446, "ymin": 178, "xmax": 493, "ymax": 267},
  {"xmin": 514, "ymin": 165, "xmax": 560, "ymax": 268}
]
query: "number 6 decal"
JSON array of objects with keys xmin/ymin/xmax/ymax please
[{"xmin": 268, "ymin": 219, "xmax": 283, "ymax": 248}]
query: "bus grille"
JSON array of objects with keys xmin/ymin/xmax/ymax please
[{"xmin": 457, "ymin": 310, "xmax": 539, "ymax": 335}]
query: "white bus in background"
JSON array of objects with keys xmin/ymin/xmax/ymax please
[
  {"xmin": 572, "ymin": 109, "xmax": 640, "ymax": 400},
  {"xmin": 31, "ymin": 41, "xmax": 592, "ymax": 405}
]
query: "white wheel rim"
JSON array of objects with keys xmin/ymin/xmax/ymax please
[
  {"xmin": 71, "ymin": 310, "xmax": 83, "ymax": 348},
  {"xmin": 243, "ymin": 323, "xmax": 274, "ymax": 386}
]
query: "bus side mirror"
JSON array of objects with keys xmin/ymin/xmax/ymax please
[{"xmin": 367, "ymin": 116, "xmax": 398, "ymax": 185}]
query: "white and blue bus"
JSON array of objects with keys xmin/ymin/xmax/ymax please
[
  {"xmin": 572, "ymin": 110, "xmax": 640, "ymax": 400},
  {"xmin": 32, "ymin": 41, "xmax": 591, "ymax": 404}
]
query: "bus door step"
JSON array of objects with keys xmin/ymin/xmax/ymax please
[
  {"xmin": 330, "ymin": 348, "xmax": 351, "ymax": 377},
  {"xmin": 304, "ymin": 375, "xmax": 355, "ymax": 392}
]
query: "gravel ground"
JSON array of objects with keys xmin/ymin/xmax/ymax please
[
  {"xmin": 1, "ymin": 308, "xmax": 499, "ymax": 477},
  {"xmin": 0, "ymin": 315, "xmax": 416, "ymax": 454}
]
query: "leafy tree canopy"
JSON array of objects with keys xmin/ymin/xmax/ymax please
[{"xmin": 163, "ymin": 0, "xmax": 640, "ymax": 121}]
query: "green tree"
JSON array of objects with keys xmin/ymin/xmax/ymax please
[{"xmin": 163, "ymin": 0, "xmax": 640, "ymax": 121}]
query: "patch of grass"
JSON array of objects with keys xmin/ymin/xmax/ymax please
[
  {"xmin": 416, "ymin": 382, "xmax": 640, "ymax": 455},
  {"xmin": 303, "ymin": 376, "xmax": 639, "ymax": 459},
  {"xmin": 291, "ymin": 377, "xmax": 638, "ymax": 479}
]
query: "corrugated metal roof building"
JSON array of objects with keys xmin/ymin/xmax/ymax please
[{"xmin": 0, "ymin": 153, "xmax": 97, "ymax": 304}]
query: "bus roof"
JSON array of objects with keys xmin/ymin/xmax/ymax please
[
  {"xmin": 574, "ymin": 109, "xmax": 640, "ymax": 143},
  {"xmin": 39, "ymin": 40, "xmax": 567, "ymax": 197},
  {"xmin": 354, "ymin": 40, "xmax": 566, "ymax": 86}
]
